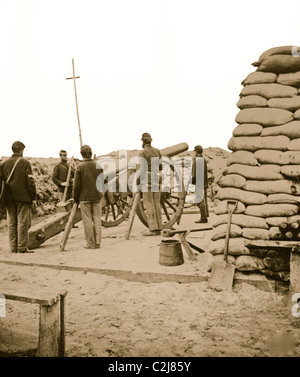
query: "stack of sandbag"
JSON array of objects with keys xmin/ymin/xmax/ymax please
[{"xmin": 210, "ymin": 46, "xmax": 300, "ymax": 282}]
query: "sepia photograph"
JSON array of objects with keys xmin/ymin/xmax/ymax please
[{"xmin": 0, "ymin": 0, "xmax": 300, "ymax": 363}]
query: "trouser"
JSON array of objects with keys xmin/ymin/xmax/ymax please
[
  {"xmin": 58, "ymin": 187, "xmax": 72, "ymax": 201},
  {"xmin": 143, "ymin": 191, "xmax": 162, "ymax": 231},
  {"xmin": 80, "ymin": 200, "xmax": 102, "ymax": 247},
  {"xmin": 6, "ymin": 202, "xmax": 31, "ymax": 252},
  {"xmin": 196, "ymin": 189, "xmax": 209, "ymax": 220}
]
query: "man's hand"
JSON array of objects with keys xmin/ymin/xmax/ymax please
[{"xmin": 61, "ymin": 182, "xmax": 69, "ymax": 187}]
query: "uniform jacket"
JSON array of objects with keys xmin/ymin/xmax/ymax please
[
  {"xmin": 192, "ymin": 154, "xmax": 208, "ymax": 189},
  {"xmin": 0, "ymin": 154, "xmax": 37, "ymax": 203},
  {"xmin": 52, "ymin": 161, "xmax": 74, "ymax": 193},
  {"xmin": 73, "ymin": 158, "xmax": 103, "ymax": 203},
  {"xmin": 138, "ymin": 144, "xmax": 162, "ymax": 190}
]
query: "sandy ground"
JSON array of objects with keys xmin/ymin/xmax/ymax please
[{"xmin": 0, "ymin": 209, "xmax": 300, "ymax": 357}]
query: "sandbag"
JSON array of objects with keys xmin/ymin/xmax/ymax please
[
  {"xmin": 241, "ymin": 228, "xmax": 270, "ymax": 240},
  {"xmin": 218, "ymin": 174, "xmax": 247, "ymax": 189},
  {"xmin": 254, "ymin": 150, "xmax": 300, "ymax": 165},
  {"xmin": 267, "ymin": 193, "xmax": 300, "ymax": 204},
  {"xmin": 228, "ymin": 136, "xmax": 290, "ymax": 152},
  {"xmin": 267, "ymin": 97, "xmax": 300, "ymax": 111},
  {"xmin": 254, "ymin": 150, "xmax": 283, "ymax": 165},
  {"xmin": 209, "ymin": 254, "xmax": 236, "ymax": 269},
  {"xmin": 226, "ymin": 150, "xmax": 259, "ymax": 166},
  {"xmin": 241, "ymin": 72, "xmax": 277, "ymax": 85},
  {"xmin": 212, "ymin": 213, "xmax": 269, "ymax": 229},
  {"xmin": 209, "ymin": 237, "xmax": 250, "ymax": 256},
  {"xmin": 217, "ymin": 187, "xmax": 267, "ymax": 205},
  {"xmin": 237, "ymin": 95, "xmax": 267, "ymax": 109},
  {"xmin": 294, "ymin": 109, "xmax": 300, "ymax": 120},
  {"xmin": 239, "ymin": 84, "xmax": 297, "ymax": 99},
  {"xmin": 214, "ymin": 200, "xmax": 245, "ymax": 215},
  {"xmin": 277, "ymin": 71, "xmax": 300, "ymax": 87},
  {"xmin": 245, "ymin": 203, "xmax": 299, "ymax": 217},
  {"xmin": 235, "ymin": 255, "xmax": 264, "ymax": 272},
  {"xmin": 211, "ymin": 223, "xmax": 242, "ymax": 241},
  {"xmin": 287, "ymin": 138, "xmax": 300, "ymax": 151},
  {"xmin": 232, "ymin": 123, "xmax": 263, "ymax": 137},
  {"xmin": 268, "ymin": 226, "xmax": 282, "ymax": 240},
  {"xmin": 245, "ymin": 180, "xmax": 300, "ymax": 195},
  {"xmin": 281, "ymin": 165, "xmax": 300, "ymax": 178},
  {"xmin": 235, "ymin": 107, "xmax": 294, "ymax": 126},
  {"xmin": 223, "ymin": 164, "xmax": 284, "ymax": 180},
  {"xmin": 257, "ymin": 55, "xmax": 300, "ymax": 74},
  {"xmin": 254, "ymin": 46, "xmax": 295, "ymax": 65},
  {"xmin": 261, "ymin": 121, "xmax": 300, "ymax": 138}
]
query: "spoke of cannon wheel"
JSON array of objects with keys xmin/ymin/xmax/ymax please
[
  {"xmin": 111, "ymin": 204, "xmax": 117, "ymax": 220},
  {"xmin": 161, "ymin": 201, "xmax": 171, "ymax": 220},
  {"xmin": 105, "ymin": 206, "xmax": 109, "ymax": 221},
  {"xmin": 120, "ymin": 198, "xmax": 129, "ymax": 207},
  {"xmin": 165, "ymin": 199, "xmax": 177, "ymax": 213}
]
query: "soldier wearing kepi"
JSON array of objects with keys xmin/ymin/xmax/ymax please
[
  {"xmin": 0, "ymin": 141, "xmax": 37, "ymax": 253},
  {"xmin": 138, "ymin": 133, "xmax": 163, "ymax": 236},
  {"xmin": 73, "ymin": 145, "xmax": 103, "ymax": 249}
]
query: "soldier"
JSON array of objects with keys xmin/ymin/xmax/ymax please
[
  {"xmin": 0, "ymin": 141, "xmax": 37, "ymax": 253},
  {"xmin": 191, "ymin": 145, "xmax": 209, "ymax": 223},
  {"xmin": 73, "ymin": 145, "xmax": 103, "ymax": 249},
  {"xmin": 52, "ymin": 150, "xmax": 74, "ymax": 201},
  {"xmin": 138, "ymin": 133, "xmax": 163, "ymax": 236}
]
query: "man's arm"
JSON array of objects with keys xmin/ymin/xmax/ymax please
[
  {"xmin": 52, "ymin": 164, "xmax": 62, "ymax": 187},
  {"xmin": 25, "ymin": 161, "xmax": 37, "ymax": 201}
]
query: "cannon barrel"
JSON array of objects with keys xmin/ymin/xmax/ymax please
[{"xmin": 98, "ymin": 142, "xmax": 189, "ymax": 177}]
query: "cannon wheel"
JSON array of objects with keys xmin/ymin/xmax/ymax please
[
  {"xmin": 135, "ymin": 157, "xmax": 186, "ymax": 229},
  {"xmin": 101, "ymin": 192, "xmax": 133, "ymax": 227}
]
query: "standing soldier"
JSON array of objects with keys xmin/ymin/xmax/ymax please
[
  {"xmin": 0, "ymin": 141, "xmax": 37, "ymax": 253},
  {"xmin": 52, "ymin": 150, "xmax": 74, "ymax": 201},
  {"xmin": 138, "ymin": 133, "xmax": 163, "ymax": 236},
  {"xmin": 73, "ymin": 145, "xmax": 103, "ymax": 249},
  {"xmin": 192, "ymin": 145, "xmax": 209, "ymax": 223}
]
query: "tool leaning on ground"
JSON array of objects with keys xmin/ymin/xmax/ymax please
[
  {"xmin": 208, "ymin": 200, "xmax": 237, "ymax": 291},
  {"xmin": 162, "ymin": 227, "xmax": 213, "ymax": 260}
]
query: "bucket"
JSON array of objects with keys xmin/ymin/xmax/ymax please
[{"xmin": 159, "ymin": 239, "xmax": 184, "ymax": 266}]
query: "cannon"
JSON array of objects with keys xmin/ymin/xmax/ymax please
[
  {"xmin": 28, "ymin": 142, "xmax": 189, "ymax": 249},
  {"xmin": 99, "ymin": 142, "xmax": 189, "ymax": 228}
]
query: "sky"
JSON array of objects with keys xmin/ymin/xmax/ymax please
[{"xmin": 0, "ymin": 0, "xmax": 300, "ymax": 158}]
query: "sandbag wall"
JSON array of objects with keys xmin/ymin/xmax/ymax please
[{"xmin": 210, "ymin": 46, "xmax": 300, "ymax": 283}]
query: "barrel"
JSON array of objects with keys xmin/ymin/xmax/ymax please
[{"xmin": 159, "ymin": 239, "xmax": 184, "ymax": 266}]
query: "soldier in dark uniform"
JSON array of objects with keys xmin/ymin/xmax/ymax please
[
  {"xmin": 192, "ymin": 145, "xmax": 209, "ymax": 223},
  {"xmin": 138, "ymin": 133, "xmax": 163, "ymax": 236},
  {"xmin": 52, "ymin": 150, "xmax": 74, "ymax": 201},
  {"xmin": 0, "ymin": 141, "xmax": 36, "ymax": 253}
]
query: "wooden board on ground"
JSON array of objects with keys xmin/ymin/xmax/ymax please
[{"xmin": 28, "ymin": 208, "xmax": 82, "ymax": 249}]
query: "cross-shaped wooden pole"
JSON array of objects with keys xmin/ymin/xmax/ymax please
[{"xmin": 66, "ymin": 58, "xmax": 83, "ymax": 148}]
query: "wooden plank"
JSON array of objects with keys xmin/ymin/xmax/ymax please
[
  {"xmin": 28, "ymin": 209, "xmax": 82, "ymax": 249},
  {"xmin": 245, "ymin": 240, "xmax": 298, "ymax": 249},
  {"xmin": 1, "ymin": 285, "xmax": 67, "ymax": 306},
  {"xmin": 178, "ymin": 233, "xmax": 196, "ymax": 261}
]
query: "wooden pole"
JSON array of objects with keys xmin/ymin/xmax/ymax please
[
  {"xmin": 125, "ymin": 192, "xmax": 141, "ymax": 240},
  {"xmin": 66, "ymin": 59, "xmax": 83, "ymax": 148}
]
